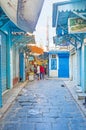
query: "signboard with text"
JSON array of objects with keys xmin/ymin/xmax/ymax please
[{"xmin": 68, "ymin": 17, "xmax": 86, "ymax": 33}]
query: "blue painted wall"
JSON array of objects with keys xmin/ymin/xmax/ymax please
[
  {"xmin": 0, "ymin": 31, "xmax": 8, "ymax": 107},
  {"xmin": 0, "ymin": 31, "xmax": 7, "ymax": 92}
]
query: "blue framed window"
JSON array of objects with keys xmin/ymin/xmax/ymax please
[{"xmin": 51, "ymin": 59, "xmax": 57, "ymax": 70}]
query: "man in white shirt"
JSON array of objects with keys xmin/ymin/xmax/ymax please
[{"xmin": 37, "ymin": 65, "xmax": 40, "ymax": 80}]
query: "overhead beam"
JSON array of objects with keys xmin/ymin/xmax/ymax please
[
  {"xmin": 69, "ymin": 34, "xmax": 82, "ymax": 43},
  {"xmin": 72, "ymin": 11, "xmax": 86, "ymax": 20}
]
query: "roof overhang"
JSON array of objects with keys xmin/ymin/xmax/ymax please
[
  {"xmin": 52, "ymin": 0, "xmax": 86, "ymax": 47},
  {"xmin": 0, "ymin": 0, "xmax": 44, "ymax": 33},
  {"xmin": 0, "ymin": 9, "xmax": 36, "ymax": 47},
  {"xmin": 53, "ymin": 0, "xmax": 86, "ymax": 27}
]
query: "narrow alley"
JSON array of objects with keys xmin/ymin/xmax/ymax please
[
  {"xmin": 0, "ymin": 79, "xmax": 86, "ymax": 130},
  {"xmin": 0, "ymin": 0, "xmax": 86, "ymax": 129}
]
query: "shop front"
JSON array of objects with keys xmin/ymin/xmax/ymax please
[{"xmin": 49, "ymin": 51, "xmax": 70, "ymax": 78}]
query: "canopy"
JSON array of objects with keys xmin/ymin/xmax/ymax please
[
  {"xmin": 52, "ymin": 0, "xmax": 86, "ymax": 47},
  {"xmin": 53, "ymin": 0, "xmax": 86, "ymax": 28},
  {"xmin": 0, "ymin": 0, "xmax": 44, "ymax": 32},
  {"xmin": 28, "ymin": 45, "xmax": 44, "ymax": 55}
]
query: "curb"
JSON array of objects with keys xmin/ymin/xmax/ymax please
[
  {"xmin": 0, "ymin": 81, "xmax": 28, "ymax": 119},
  {"xmin": 64, "ymin": 81, "xmax": 86, "ymax": 117}
]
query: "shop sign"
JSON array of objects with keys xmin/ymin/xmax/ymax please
[{"xmin": 68, "ymin": 17, "xmax": 86, "ymax": 33}]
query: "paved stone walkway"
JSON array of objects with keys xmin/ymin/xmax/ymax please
[{"xmin": 0, "ymin": 79, "xmax": 86, "ymax": 130}]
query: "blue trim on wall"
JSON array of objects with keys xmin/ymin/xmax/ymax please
[{"xmin": 49, "ymin": 51, "xmax": 70, "ymax": 54}]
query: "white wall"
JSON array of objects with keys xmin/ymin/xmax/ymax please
[{"xmin": 70, "ymin": 51, "xmax": 78, "ymax": 85}]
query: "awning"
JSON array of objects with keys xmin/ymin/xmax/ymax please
[
  {"xmin": 28, "ymin": 45, "xmax": 44, "ymax": 55},
  {"xmin": 53, "ymin": 0, "xmax": 86, "ymax": 28},
  {"xmin": 56, "ymin": 0, "xmax": 86, "ymax": 12},
  {"xmin": 0, "ymin": 0, "xmax": 44, "ymax": 33},
  {"xmin": 52, "ymin": 0, "xmax": 86, "ymax": 47}
]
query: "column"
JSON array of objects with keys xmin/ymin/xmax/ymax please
[
  {"xmin": 81, "ymin": 44, "xmax": 86, "ymax": 92},
  {"xmin": 7, "ymin": 29, "xmax": 13, "ymax": 89}
]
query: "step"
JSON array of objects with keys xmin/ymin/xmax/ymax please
[
  {"xmin": 78, "ymin": 93, "xmax": 86, "ymax": 100},
  {"xmin": 76, "ymin": 89, "xmax": 82, "ymax": 93}
]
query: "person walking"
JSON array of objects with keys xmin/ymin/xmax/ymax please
[
  {"xmin": 37, "ymin": 64, "xmax": 40, "ymax": 80},
  {"xmin": 40, "ymin": 65, "xmax": 45, "ymax": 80}
]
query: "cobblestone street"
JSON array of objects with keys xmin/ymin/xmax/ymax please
[{"xmin": 0, "ymin": 79, "xmax": 86, "ymax": 130}]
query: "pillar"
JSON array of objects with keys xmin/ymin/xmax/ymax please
[
  {"xmin": 81, "ymin": 44, "xmax": 86, "ymax": 92},
  {"xmin": 7, "ymin": 29, "xmax": 13, "ymax": 89}
]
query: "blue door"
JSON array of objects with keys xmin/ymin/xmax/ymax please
[{"xmin": 58, "ymin": 53, "xmax": 69, "ymax": 78}]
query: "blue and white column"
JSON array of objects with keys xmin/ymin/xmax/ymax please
[{"xmin": 81, "ymin": 43, "xmax": 86, "ymax": 92}]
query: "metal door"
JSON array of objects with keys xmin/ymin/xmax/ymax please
[{"xmin": 58, "ymin": 53, "xmax": 69, "ymax": 78}]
